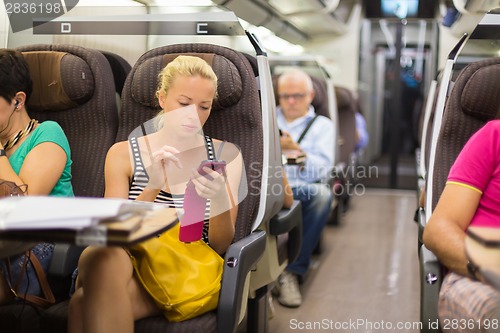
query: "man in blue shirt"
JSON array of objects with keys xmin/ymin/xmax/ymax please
[{"xmin": 275, "ymin": 69, "xmax": 334, "ymax": 307}]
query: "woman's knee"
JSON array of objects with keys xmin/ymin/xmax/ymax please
[
  {"xmin": 77, "ymin": 246, "xmax": 132, "ymax": 284},
  {"xmin": 69, "ymin": 287, "xmax": 83, "ymax": 315},
  {"xmin": 68, "ymin": 288, "xmax": 84, "ymax": 333}
]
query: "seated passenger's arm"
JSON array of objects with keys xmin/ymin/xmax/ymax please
[
  {"xmin": 16, "ymin": 142, "xmax": 67, "ymax": 195},
  {"xmin": 423, "ymin": 183, "xmax": 481, "ymax": 277},
  {"xmin": 283, "ymin": 173, "xmax": 294, "ymax": 209},
  {"xmin": 104, "ymin": 141, "xmax": 144, "ymax": 200},
  {"xmin": 425, "ymin": 121, "xmax": 498, "ymax": 278}
]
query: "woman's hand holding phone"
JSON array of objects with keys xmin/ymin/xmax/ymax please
[{"xmin": 190, "ymin": 160, "xmax": 227, "ymax": 200}]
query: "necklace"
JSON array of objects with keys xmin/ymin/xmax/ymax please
[{"xmin": 2, "ymin": 119, "xmax": 38, "ymax": 151}]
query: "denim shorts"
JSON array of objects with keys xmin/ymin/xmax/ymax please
[{"xmin": 0, "ymin": 242, "xmax": 55, "ymax": 297}]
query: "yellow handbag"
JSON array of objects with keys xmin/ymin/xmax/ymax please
[{"xmin": 128, "ymin": 222, "xmax": 224, "ymax": 322}]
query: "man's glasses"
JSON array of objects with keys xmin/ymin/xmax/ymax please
[{"xmin": 278, "ymin": 93, "xmax": 308, "ymax": 101}]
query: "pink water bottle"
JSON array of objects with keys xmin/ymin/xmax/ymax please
[
  {"xmin": 179, "ymin": 160, "xmax": 226, "ymax": 242},
  {"xmin": 179, "ymin": 180, "xmax": 207, "ymax": 242}
]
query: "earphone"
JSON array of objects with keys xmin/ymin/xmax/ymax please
[{"xmin": 0, "ymin": 100, "xmax": 20, "ymax": 135}]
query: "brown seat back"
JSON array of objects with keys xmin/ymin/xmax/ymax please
[
  {"xmin": 17, "ymin": 44, "xmax": 119, "ymax": 197},
  {"xmin": 431, "ymin": 58, "xmax": 500, "ymax": 210},
  {"xmin": 335, "ymin": 86, "xmax": 357, "ymax": 166},
  {"xmin": 99, "ymin": 50, "xmax": 132, "ymax": 97}
]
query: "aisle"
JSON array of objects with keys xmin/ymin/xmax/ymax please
[{"xmin": 268, "ymin": 189, "xmax": 421, "ymax": 333}]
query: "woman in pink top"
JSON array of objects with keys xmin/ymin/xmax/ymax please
[{"xmin": 424, "ymin": 120, "xmax": 500, "ymax": 333}]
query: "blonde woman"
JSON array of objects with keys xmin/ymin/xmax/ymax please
[{"xmin": 68, "ymin": 56, "xmax": 243, "ymax": 333}]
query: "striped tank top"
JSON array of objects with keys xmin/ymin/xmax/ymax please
[{"xmin": 127, "ymin": 135, "xmax": 216, "ymax": 244}]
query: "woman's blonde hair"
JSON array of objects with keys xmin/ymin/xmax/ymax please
[{"xmin": 154, "ymin": 55, "xmax": 218, "ymax": 129}]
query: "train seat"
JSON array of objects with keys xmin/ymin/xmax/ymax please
[
  {"xmin": 302, "ymin": 75, "xmax": 335, "ymax": 250},
  {"xmin": 99, "ymin": 50, "xmax": 132, "ymax": 97},
  {"xmin": 240, "ymin": 53, "xmax": 303, "ymax": 324},
  {"xmin": 334, "ymin": 86, "xmax": 357, "ymax": 174},
  {"xmin": 99, "ymin": 50, "xmax": 132, "ymax": 115},
  {"xmin": 0, "ymin": 44, "xmax": 119, "ymax": 333},
  {"xmin": 121, "ymin": 43, "xmax": 269, "ymax": 333},
  {"xmin": 309, "ymin": 75, "xmax": 330, "ymax": 119},
  {"xmin": 243, "ymin": 53, "xmax": 302, "ymax": 269},
  {"xmin": 16, "ymin": 44, "xmax": 119, "ymax": 198},
  {"xmin": 328, "ymin": 86, "xmax": 357, "ymax": 225},
  {"xmin": 420, "ymin": 57, "xmax": 500, "ymax": 333}
]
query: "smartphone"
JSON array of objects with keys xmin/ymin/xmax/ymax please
[
  {"xmin": 197, "ymin": 160, "xmax": 226, "ymax": 177},
  {"xmin": 179, "ymin": 160, "xmax": 226, "ymax": 242}
]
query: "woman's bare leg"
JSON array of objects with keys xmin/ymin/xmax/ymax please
[{"xmin": 68, "ymin": 246, "xmax": 160, "ymax": 333}]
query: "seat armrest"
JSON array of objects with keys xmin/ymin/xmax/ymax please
[
  {"xmin": 417, "ymin": 208, "xmax": 426, "ymax": 248},
  {"xmin": 48, "ymin": 244, "xmax": 85, "ymax": 276},
  {"xmin": 269, "ymin": 200, "xmax": 302, "ymax": 236},
  {"xmin": 418, "ymin": 208, "xmax": 443, "ymax": 332},
  {"xmin": 217, "ymin": 230, "xmax": 266, "ymax": 333},
  {"xmin": 419, "ymin": 245, "xmax": 443, "ymax": 333},
  {"xmin": 269, "ymin": 201, "xmax": 302, "ymax": 265}
]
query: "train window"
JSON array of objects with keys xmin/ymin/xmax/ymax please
[
  {"xmin": 364, "ymin": 0, "xmax": 438, "ymax": 19},
  {"xmin": 381, "ymin": 0, "xmax": 419, "ymax": 19}
]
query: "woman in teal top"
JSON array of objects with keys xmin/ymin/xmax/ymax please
[
  {"xmin": 0, "ymin": 49, "xmax": 74, "ymax": 304},
  {"xmin": 8, "ymin": 120, "xmax": 73, "ymax": 197}
]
